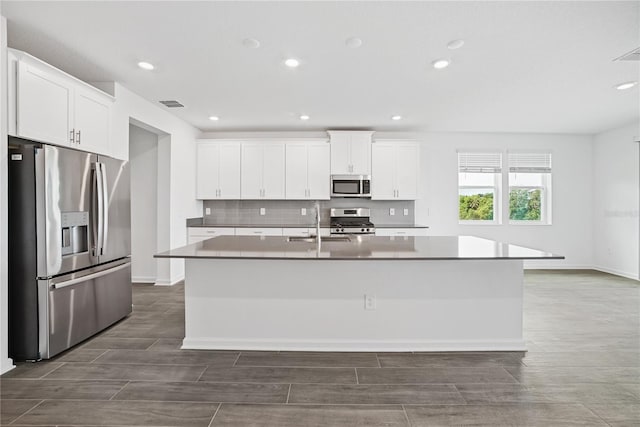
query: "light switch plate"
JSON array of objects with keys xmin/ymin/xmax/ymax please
[
  {"xmin": 389, "ymin": 208, "xmax": 395, "ymax": 216},
  {"xmin": 205, "ymin": 208, "xmax": 211, "ymax": 215},
  {"xmin": 301, "ymin": 208, "xmax": 307, "ymax": 216},
  {"xmin": 260, "ymin": 208, "xmax": 266, "ymax": 216},
  {"xmin": 404, "ymin": 208, "xmax": 409, "ymax": 216}
]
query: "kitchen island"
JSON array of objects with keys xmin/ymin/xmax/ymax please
[{"xmin": 156, "ymin": 235, "xmax": 562, "ymax": 352}]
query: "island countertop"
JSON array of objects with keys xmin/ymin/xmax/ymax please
[{"xmin": 155, "ymin": 235, "xmax": 563, "ymax": 260}]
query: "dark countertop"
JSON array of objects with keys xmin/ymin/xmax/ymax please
[
  {"xmin": 186, "ymin": 218, "xmax": 428, "ymax": 229},
  {"xmin": 156, "ymin": 235, "xmax": 563, "ymax": 261}
]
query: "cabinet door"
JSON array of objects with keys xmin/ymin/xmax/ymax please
[
  {"xmin": 218, "ymin": 144, "xmax": 241, "ymax": 199},
  {"xmin": 17, "ymin": 61, "xmax": 73, "ymax": 147},
  {"xmin": 241, "ymin": 144, "xmax": 263, "ymax": 199},
  {"xmin": 74, "ymin": 86, "xmax": 111, "ymax": 155},
  {"xmin": 395, "ymin": 143, "xmax": 419, "ymax": 200},
  {"xmin": 349, "ymin": 133, "xmax": 372, "ymax": 175},
  {"xmin": 285, "ymin": 144, "xmax": 309, "ymax": 199},
  {"xmin": 196, "ymin": 144, "xmax": 220, "ymax": 199},
  {"xmin": 329, "ymin": 133, "xmax": 351, "ymax": 174},
  {"xmin": 307, "ymin": 143, "xmax": 330, "ymax": 199},
  {"xmin": 371, "ymin": 143, "xmax": 395, "ymax": 200},
  {"xmin": 262, "ymin": 143, "xmax": 285, "ymax": 199}
]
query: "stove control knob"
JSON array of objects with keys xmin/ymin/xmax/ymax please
[{"xmin": 361, "ymin": 228, "xmax": 365, "ymax": 232}]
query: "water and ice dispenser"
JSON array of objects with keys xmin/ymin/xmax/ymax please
[{"xmin": 61, "ymin": 211, "xmax": 89, "ymax": 256}]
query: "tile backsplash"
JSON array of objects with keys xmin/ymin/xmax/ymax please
[{"xmin": 202, "ymin": 199, "xmax": 415, "ymax": 226}]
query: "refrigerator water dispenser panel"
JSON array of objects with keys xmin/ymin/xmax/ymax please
[{"xmin": 61, "ymin": 211, "xmax": 89, "ymax": 256}]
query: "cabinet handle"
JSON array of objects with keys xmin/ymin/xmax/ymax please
[
  {"xmin": 76, "ymin": 130, "xmax": 81, "ymax": 144},
  {"xmin": 70, "ymin": 129, "xmax": 75, "ymax": 143}
]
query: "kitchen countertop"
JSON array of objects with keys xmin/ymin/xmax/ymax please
[
  {"xmin": 186, "ymin": 218, "xmax": 428, "ymax": 229},
  {"xmin": 156, "ymin": 235, "xmax": 563, "ymax": 261}
]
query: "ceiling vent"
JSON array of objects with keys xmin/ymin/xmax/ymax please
[
  {"xmin": 159, "ymin": 100, "xmax": 185, "ymax": 108},
  {"xmin": 614, "ymin": 47, "xmax": 640, "ymax": 61}
]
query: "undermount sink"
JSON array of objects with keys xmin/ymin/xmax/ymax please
[{"xmin": 287, "ymin": 236, "xmax": 351, "ymax": 243}]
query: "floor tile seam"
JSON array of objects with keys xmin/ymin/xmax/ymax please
[
  {"xmin": 400, "ymin": 404, "xmax": 411, "ymax": 426},
  {"xmin": 73, "ymin": 361, "xmax": 237, "ymax": 367},
  {"xmin": 575, "ymin": 402, "xmax": 616, "ymax": 426},
  {"xmin": 233, "ymin": 364, "xmax": 387, "ymax": 368},
  {"xmin": 110, "ymin": 380, "xmax": 131, "ymax": 401},
  {"xmin": 37, "ymin": 362, "xmax": 66, "ymax": 379},
  {"xmin": 207, "ymin": 402, "xmax": 222, "ymax": 427},
  {"xmin": 194, "ymin": 365, "xmax": 208, "ymax": 382},
  {"xmin": 86, "ymin": 349, "xmax": 109, "ymax": 363},
  {"xmin": 5, "ymin": 399, "xmax": 45, "ymax": 426},
  {"xmin": 231, "ymin": 352, "xmax": 241, "ymax": 367},
  {"xmin": 196, "ymin": 380, "xmax": 359, "ymax": 385},
  {"xmin": 354, "ymin": 368, "xmax": 359, "ymax": 384},
  {"xmin": 286, "ymin": 384, "xmax": 292, "ymax": 404}
]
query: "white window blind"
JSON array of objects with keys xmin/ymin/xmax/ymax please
[
  {"xmin": 509, "ymin": 152, "xmax": 552, "ymax": 173},
  {"xmin": 458, "ymin": 152, "xmax": 502, "ymax": 173}
]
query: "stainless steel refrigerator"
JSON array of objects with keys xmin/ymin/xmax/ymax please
[{"xmin": 8, "ymin": 137, "xmax": 132, "ymax": 360}]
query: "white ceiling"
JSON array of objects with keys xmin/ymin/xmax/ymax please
[{"xmin": 1, "ymin": 1, "xmax": 638, "ymax": 134}]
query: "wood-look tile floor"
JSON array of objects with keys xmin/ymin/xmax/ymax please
[{"xmin": 1, "ymin": 270, "xmax": 638, "ymax": 426}]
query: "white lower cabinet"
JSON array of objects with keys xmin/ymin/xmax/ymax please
[
  {"xmin": 187, "ymin": 227, "xmax": 235, "ymax": 244},
  {"xmin": 375, "ymin": 228, "xmax": 429, "ymax": 237},
  {"xmin": 235, "ymin": 228, "xmax": 284, "ymax": 237},
  {"xmin": 283, "ymin": 227, "xmax": 331, "ymax": 237}
]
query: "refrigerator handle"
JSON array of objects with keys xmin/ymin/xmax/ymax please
[
  {"xmin": 100, "ymin": 162, "xmax": 109, "ymax": 254},
  {"xmin": 96, "ymin": 162, "xmax": 105, "ymax": 256},
  {"xmin": 91, "ymin": 163, "xmax": 100, "ymax": 257},
  {"xmin": 50, "ymin": 262, "xmax": 131, "ymax": 290}
]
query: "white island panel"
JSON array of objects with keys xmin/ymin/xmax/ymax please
[{"xmin": 183, "ymin": 257, "xmax": 525, "ymax": 352}]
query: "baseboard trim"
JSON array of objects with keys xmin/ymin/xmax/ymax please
[
  {"xmin": 0, "ymin": 358, "xmax": 15, "ymax": 375},
  {"xmin": 523, "ymin": 263, "xmax": 592, "ymax": 270},
  {"xmin": 182, "ymin": 338, "xmax": 527, "ymax": 352},
  {"xmin": 132, "ymin": 276, "xmax": 156, "ymax": 284},
  {"xmin": 593, "ymin": 265, "xmax": 639, "ymax": 281},
  {"xmin": 155, "ymin": 276, "xmax": 184, "ymax": 287}
]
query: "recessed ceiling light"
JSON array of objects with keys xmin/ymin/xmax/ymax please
[
  {"xmin": 209, "ymin": 116, "xmax": 219, "ymax": 121},
  {"xmin": 242, "ymin": 38, "xmax": 261, "ymax": 49},
  {"xmin": 432, "ymin": 59, "xmax": 450, "ymax": 69},
  {"xmin": 137, "ymin": 61, "xmax": 155, "ymax": 70},
  {"xmin": 285, "ymin": 58, "xmax": 300, "ymax": 68},
  {"xmin": 299, "ymin": 115, "xmax": 310, "ymax": 120},
  {"xmin": 345, "ymin": 37, "xmax": 363, "ymax": 48},
  {"xmin": 615, "ymin": 81, "xmax": 638, "ymax": 90},
  {"xmin": 391, "ymin": 115, "xmax": 402, "ymax": 121},
  {"xmin": 447, "ymin": 39, "xmax": 465, "ymax": 50}
]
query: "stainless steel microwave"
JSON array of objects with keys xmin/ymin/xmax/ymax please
[{"xmin": 330, "ymin": 175, "xmax": 371, "ymax": 198}]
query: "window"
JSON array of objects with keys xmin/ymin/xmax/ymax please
[
  {"xmin": 458, "ymin": 152, "xmax": 502, "ymax": 223},
  {"xmin": 508, "ymin": 152, "xmax": 552, "ymax": 224}
]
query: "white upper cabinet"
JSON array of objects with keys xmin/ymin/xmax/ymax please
[
  {"xmin": 10, "ymin": 49, "xmax": 113, "ymax": 155},
  {"xmin": 285, "ymin": 140, "xmax": 330, "ymax": 200},
  {"xmin": 241, "ymin": 142, "xmax": 285, "ymax": 199},
  {"xmin": 196, "ymin": 141, "xmax": 241, "ymax": 200},
  {"xmin": 371, "ymin": 140, "xmax": 419, "ymax": 200},
  {"xmin": 328, "ymin": 130, "xmax": 373, "ymax": 175},
  {"xmin": 73, "ymin": 85, "xmax": 111, "ymax": 155}
]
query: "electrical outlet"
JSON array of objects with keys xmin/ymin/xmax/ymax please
[
  {"xmin": 403, "ymin": 208, "xmax": 409, "ymax": 216},
  {"xmin": 260, "ymin": 208, "xmax": 266, "ymax": 216},
  {"xmin": 389, "ymin": 208, "xmax": 395, "ymax": 216},
  {"xmin": 364, "ymin": 294, "xmax": 376, "ymax": 310},
  {"xmin": 205, "ymin": 208, "xmax": 211, "ymax": 215},
  {"xmin": 301, "ymin": 208, "xmax": 307, "ymax": 216}
]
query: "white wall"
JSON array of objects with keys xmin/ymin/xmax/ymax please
[
  {"xmin": 1, "ymin": 14, "xmax": 14, "ymax": 375},
  {"xmin": 129, "ymin": 124, "xmax": 159, "ymax": 283},
  {"xmin": 418, "ymin": 132, "xmax": 593, "ymax": 269},
  {"xmin": 110, "ymin": 83, "xmax": 201, "ymax": 284},
  {"xmin": 592, "ymin": 122, "xmax": 639, "ymax": 279}
]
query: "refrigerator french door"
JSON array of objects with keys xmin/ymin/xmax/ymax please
[{"xmin": 8, "ymin": 137, "xmax": 132, "ymax": 360}]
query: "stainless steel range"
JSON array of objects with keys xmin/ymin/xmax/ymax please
[{"xmin": 330, "ymin": 208, "xmax": 376, "ymax": 235}]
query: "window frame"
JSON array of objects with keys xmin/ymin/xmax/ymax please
[
  {"xmin": 508, "ymin": 152, "xmax": 552, "ymax": 225},
  {"xmin": 457, "ymin": 152, "xmax": 503, "ymax": 225}
]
